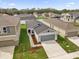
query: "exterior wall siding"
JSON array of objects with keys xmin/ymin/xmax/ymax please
[
  {"xmin": 0, "ymin": 26, "xmax": 16, "ymax": 36},
  {"xmin": 34, "ymin": 31, "xmax": 40, "ymax": 42},
  {"xmin": 0, "ymin": 35, "xmax": 17, "ymax": 41},
  {"xmin": 0, "ymin": 40, "xmax": 18, "ymax": 47},
  {"xmin": 9, "ymin": 26, "xmax": 16, "ymax": 35}
]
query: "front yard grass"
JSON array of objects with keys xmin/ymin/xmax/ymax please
[
  {"xmin": 13, "ymin": 24, "xmax": 47, "ymax": 59},
  {"xmin": 74, "ymin": 57, "xmax": 79, "ymax": 59},
  {"xmin": 37, "ymin": 16, "xmax": 45, "ymax": 19},
  {"xmin": 56, "ymin": 35, "xmax": 79, "ymax": 53}
]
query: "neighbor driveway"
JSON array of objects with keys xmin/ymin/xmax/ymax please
[
  {"xmin": 0, "ymin": 46, "xmax": 15, "ymax": 59},
  {"xmin": 41, "ymin": 40, "xmax": 67, "ymax": 59},
  {"xmin": 68, "ymin": 36, "xmax": 79, "ymax": 47}
]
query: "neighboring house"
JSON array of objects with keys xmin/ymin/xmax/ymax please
[
  {"xmin": 19, "ymin": 14, "xmax": 36, "ymax": 20},
  {"xmin": 49, "ymin": 12, "xmax": 61, "ymax": 18},
  {"xmin": 61, "ymin": 12, "xmax": 79, "ymax": 22},
  {"xmin": 42, "ymin": 17, "xmax": 79, "ymax": 37},
  {"xmin": 27, "ymin": 20, "xmax": 57, "ymax": 42},
  {"xmin": 42, "ymin": 13, "xmax": 49, "ymax": 18},
  {"xmin": 75, "ymin": 17, "xmax": 79, "ymax": 24},
  {"xmin": 42, "ymin": 12, "xmax": 61, "ymax": 18},
  {"xmin": 33, "ymin": 12, "xmax": 43, "ymax": 18},
  {"xmin": 18, "ymin": 14, "xmax": 36, "ymax": 24},
  {"xmin": 0, "ymin": 15, "xmax": 20, "ymax": 47},
  {"xmin": 33, "ymin": 12, "xmax": 38, "ymax": 17}
]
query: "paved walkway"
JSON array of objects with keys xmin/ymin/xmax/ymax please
[
  {"xmin": 0, "ymin": 46, "xmax": 15, "ymax": 59},
  {"xmin": 41, "ymin": 40, "xmax": 67, "ymax": 58},
  {"xmin": 28, "ymin": 33, "xmax": 41, "ymax": 47},
  {"xmin": 68, "ymin": 36, "xmax": 79, "ymax": 47}
]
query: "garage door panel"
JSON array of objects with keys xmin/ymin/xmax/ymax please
[
  {"xmin": 41, "ymin": 35, "xmax": 55, "ymax": 41},
  {"xmin": 66, "ymin": 31, "xmax": 78, "ymax": 37}
]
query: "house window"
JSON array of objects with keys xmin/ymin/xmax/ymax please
[
  {"xmin": 3, "ymin": 27, "xmax": 7, "ymax": 33},
  {"xmin": 3, "ymin": 27, "xmax": 10, "ymax": 33},
  {"xmin": 28, "ymin": 29, "xmax": 31, "ymax": 33},
  {"xmin": 68, "ymin": 19, "xmax": 69, "ymax": 21},
  {"xmin": 32, "ymin": 30, "xmax": 34, "ymax": 33}
]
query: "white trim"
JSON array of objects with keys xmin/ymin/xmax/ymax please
[{"xmin": 39, "ymin": 32, "xmax": 56, "ymax": 36}]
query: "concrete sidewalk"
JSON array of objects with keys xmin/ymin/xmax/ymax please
[
  {"xmin": 52, "ymin": 51, "xmax": 79, "ymax": 59},
  {"xmin": 41, "ymin": 40, "xmax": 67, "ymax": 58},
  {"xmin": 0, "ymin": 46, "xmax": 15, "ymax": 59}
]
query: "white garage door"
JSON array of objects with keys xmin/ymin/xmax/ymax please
[{"xmin": 41, "ymin": 34, "xmax": 55, "ymax": 41}]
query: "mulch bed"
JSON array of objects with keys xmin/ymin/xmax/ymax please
[{"xmin": 31, "ymin": 35, "xmax": 41, "ymax": 45}]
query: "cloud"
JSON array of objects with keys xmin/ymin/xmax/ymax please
[
  {"xmin": 8, "ymin": 3, "xmax": 15, "ymax": 6},
  {"xmin": 65, "ymin": 2, "xmax": 75, "ymax": 7},
  {"xmin": 68, "ymin": 2, "xmax": 75, "ymax": 5}
]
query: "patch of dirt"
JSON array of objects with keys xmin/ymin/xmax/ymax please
[
  {"xmin": 31, "ymin": 35, "xmax": 41, "ymax": 45},
  {"xmin": 29, "ymin": 46, "xmax": 42, "ymax": 53}
]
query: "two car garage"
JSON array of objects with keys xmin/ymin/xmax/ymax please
[{"xmin": 40, "ymin": 34, "xmax": 55, "ymax": 42}]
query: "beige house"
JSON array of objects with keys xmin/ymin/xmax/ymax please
[
  {"xmin": 41, "ymin": 13, "xmax": 79, "ymax": 37},
  {"xmin": 0, "ymin": 15, "xmax": 20, "ymax": 47},
  {"xmin": 49, "ymin": 12, "xmax": 61, "ymax": 18},
  {"xmin": 61, "ymin": 12, "xmax": 79, "ymax": 22}
]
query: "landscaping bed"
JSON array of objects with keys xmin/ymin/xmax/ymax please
[
  {"xmin": 13, "ymin": 24, "xmax": 47, "ymax": 59},
  {"xmin": 31, "ymin": 35, "xmax": 41, "ymax": 45},
  {"xmin": 56, "ymin": 35, "xmax": 79, "ymax": 53}
]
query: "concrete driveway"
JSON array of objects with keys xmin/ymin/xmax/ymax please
[
  {"xmin": 52, "ymin": 51, "xmax": 79, "ymax": 59},
  {"xmin": 68, "ymin": 36, "xmax": 79, "ymax": 47},
  {"xmin": 41, "ymin": 40, "xmax": 67, "ymax": 59},
  {"xmin": 0, "ymin": 46, "xmax": 15, "ymax": 59}
]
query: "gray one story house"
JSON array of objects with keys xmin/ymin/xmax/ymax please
[
  {"xmin": 18, "ymin": 14, "xmax": 36, "ymax": 24},
  {"xmin": 0, "ymin": 15, "xmax": 20, "ymax": 47},
  {"xmin": 27, "ymin": 20, "xmax": 57, "ymax": 42}
]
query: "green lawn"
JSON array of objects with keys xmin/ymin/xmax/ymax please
[
  {"xmin": 56, "ymin": 35, "xmax": 79, "ymax": 53},
  {"xmin": 74, "ymin": 57, "xmax": 79, "ymax": 59},
  {"xmin": 13, "ymin": 24, "xmax": 47, "ymax": 59},
  {"xmin": 37, "ymin": 16, "xmax": 45, "ymax": 19}
]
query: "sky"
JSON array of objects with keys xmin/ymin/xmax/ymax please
[{"xmin": 0, "ymin": 0, "xmax": 79, "ymax": 10}]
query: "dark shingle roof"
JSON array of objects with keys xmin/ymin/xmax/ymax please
[
  {"xmin": 27, "ymin": 20, "xmax": 55, "ymax": 34},
  {"xmin": 18, "ymin": 14, "xmax": 36, "ymax": 20}
]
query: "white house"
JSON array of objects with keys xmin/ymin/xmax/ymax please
[{"xmin": 61, "ymin": 12, "xmax": 79, "ymax": 22}]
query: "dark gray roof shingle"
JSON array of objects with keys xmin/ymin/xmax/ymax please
[{"xmin": 27, "ymin": 20, "xmax": 55, "ymax": 34}]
